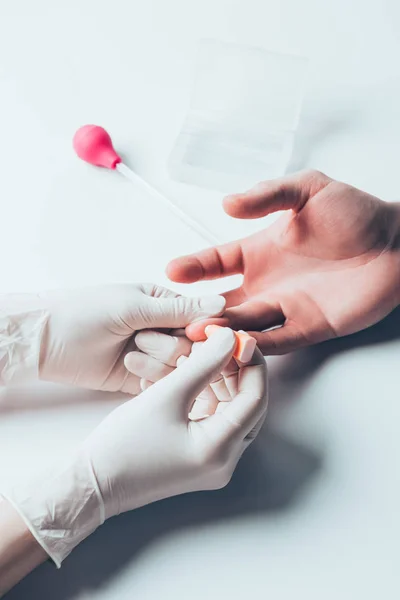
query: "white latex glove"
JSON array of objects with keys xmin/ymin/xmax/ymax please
[
  {"xmin": 6, "ymin": 328, "xmax": 267, "ymax": 567},
  {"xmin": 124, "ymin": 328, "xmax": 193, "ymax": 390},
  {"xmin": 0, "ymin": 284, "xmax": 225, "ymax": 394},
  {"xmin": 126, "ymin": 329, "xmax": 242, "ymax": 419}
]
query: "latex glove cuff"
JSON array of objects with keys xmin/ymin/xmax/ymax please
[
  {"xmin": 0, "ymin": 294, "xmax": 48, "ymax": 386},
  {"xmin": 4, "ymin": 449, "xmax": 103, "ymax": 567}
]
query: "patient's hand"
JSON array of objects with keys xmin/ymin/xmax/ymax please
[{"xmin": 166, "ymin": 170, "xmax": 400, "ymax": 354}]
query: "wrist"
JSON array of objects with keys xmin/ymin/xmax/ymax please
[
  {"xmin": 0, "ymin": 294, "xmax": 49, "ymax": 386},
  {"xmin": 0, "ymin": 496, "xmax": 47, "ymax": 595},
  {"xmin": 5, "ymin": 449, "xmax": 104, "ymax": 567}
]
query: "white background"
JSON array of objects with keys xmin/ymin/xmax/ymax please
[{"xmin": 1, "ymin": 1, "xmax": 400, "ymax": 598}]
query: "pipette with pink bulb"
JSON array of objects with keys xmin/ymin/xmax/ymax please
[{"xmin": 73, "ymin": 125, "xmax": 221, "ymax": 246}]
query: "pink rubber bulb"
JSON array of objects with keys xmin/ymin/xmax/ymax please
[{"xmin": 73, "ymin": 125, "xmax": 122, "ymax": 169}]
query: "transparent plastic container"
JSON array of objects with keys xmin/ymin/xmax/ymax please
[{"xmin": 168, "ymin": 39, "xmax": 308, "ymax": 192}]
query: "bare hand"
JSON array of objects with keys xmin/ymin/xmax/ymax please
[{"xmin": 167, "ymin": 170, "xmax": 400, "ymax": 354}]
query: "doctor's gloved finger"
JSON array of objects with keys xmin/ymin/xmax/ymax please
[
  {"xmin": 124, "ymin": 352, "xmax": 174, "ymax": 382},
  {"xmin": 176, "ymin": 355, "xmax": 219, "ymax": 421},
  {"xmin": 123, "ymin": 286, "xmax": 226, "ymax": 330},
  {"xmin": 190, "ymin": 342, "xmax": 232, "ymax": 402},
  {"xmin": 120, "ymin": 373, "xmax": 143, "ymax": 396},
  {"xmin": 144, "ymin": 294, "xmax": 226, "ymax": 328},
  {"xmin": 201, "ymin": 348, "xmax": 267, "ymax": 444},
  {"xmin": 163, "ymin": 328, "xmax": 236, "ymax": 412},
  {"xmin": 221, "ymin": 357, "xmax": 240, "ymax": 398},
  {"xmin": 140, "ymin": 284, "xmax": 181, "ymax": 299},
  {"xmin": 188, "ymin": 387, "xmax": 220, "ymax": 421},
  {"xmin": 183, "ymin": 288, "xmax": 247, "ymax": 342},
  {"xmin": 135, "ymin": 330, "xmax": 192, "ymax": 366},
  {"xmin": 210, "ymin": 374, "xmax": 233, "ymax": 402}
]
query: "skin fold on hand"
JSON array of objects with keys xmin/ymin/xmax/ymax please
[{"xmin": 166, "ymin": 170, "xmax": 400, "ymax": 354}]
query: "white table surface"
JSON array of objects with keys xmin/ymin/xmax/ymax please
[{"xmin": 1, "ymin": 1, "xmax": 400, "ymax": 598}]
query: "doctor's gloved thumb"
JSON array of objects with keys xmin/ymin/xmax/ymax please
[
  {"xmin": 145, "ymin": 294, "xmax": 226, "ymax": 329},
  {"xmin": 164, "ymin": 327, "xmax": 237, "ymax": 405}
]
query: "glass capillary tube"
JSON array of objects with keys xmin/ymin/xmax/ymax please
[{"xmin": 116, "ymin": 162, "xmax": 222, "ymax": 246}]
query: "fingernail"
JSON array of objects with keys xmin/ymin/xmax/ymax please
[
  {"xmin": 124, "ymin": 352, "xmax": 133, "ymax": 371},
  {"xmin": 199, "ymin": 295, "xmax": 225, "ymax": 317}
]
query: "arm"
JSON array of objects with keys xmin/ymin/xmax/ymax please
[
  {"xmin": 0, "ymin": 497, "xmax": 47, "ymax": 596},
  {"xmin": 0, "ymin": 285, "xmax": 228, "ymax": 593}
]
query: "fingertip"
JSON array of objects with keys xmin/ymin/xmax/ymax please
[
  {"xmin": 134, "ymin": 329, "xmax": 156, "ymax": 352},
  {"xmin": 185, "ymin": 317, "xmax": 229, "ymax": 341},
  {"xmin": 168, "ymin": 326, "xmax": 237, "ymax": 403},
  {"xmin": 165, "ymin": 259, "xmax": 180, "ymax": 282},
  {"xmin": 185, "ymin": 323, "xmax": 204, "ymax": 342},
  {"xmin": 223, "ymin": 193, "xmax": 246, "ymax": 218},
  {"xmin": 184, "ymin": 326, "xmax": 236, "ymax": 365},
  {"xmin": 166, "ymin": 257, "xmax": 203, "ymax": 283},
  {"xmin": 198, "ymin": 294, "xmax": 226, "ymax": 318},
  {"xmin": 124, "ymin": 351, "xmax": 134, "ymax": 371},
  {"xmin": 224, "ymin": 189, "xmax": 270, "ymax": 220},
  {"xmin": 203, "ymin": 326, "xmax": 237, "ymax": 354}
]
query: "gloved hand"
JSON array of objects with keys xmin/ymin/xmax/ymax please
[
  {"xmin": 167, "ymin": 170, "xmax": 400, "ymax": 354},
  {"xmin": 0, "ymin": 284, "xmax": 225, "ymax": 394},
  {"xmin": 124, "ymin": 328, "xmax": 194, "ymax": 392},
  {"xmin": 6, "ymin": 328, "xmax": 267, "ymax": 567},
  {"xmin": 125, "ymin": 329, "xmax": 241, "ymax": 420}
]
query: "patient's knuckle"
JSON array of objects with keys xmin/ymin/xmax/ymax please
[{"xmin": 301, "ymin": 168, "xmax": 326, "ymax": 182}]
